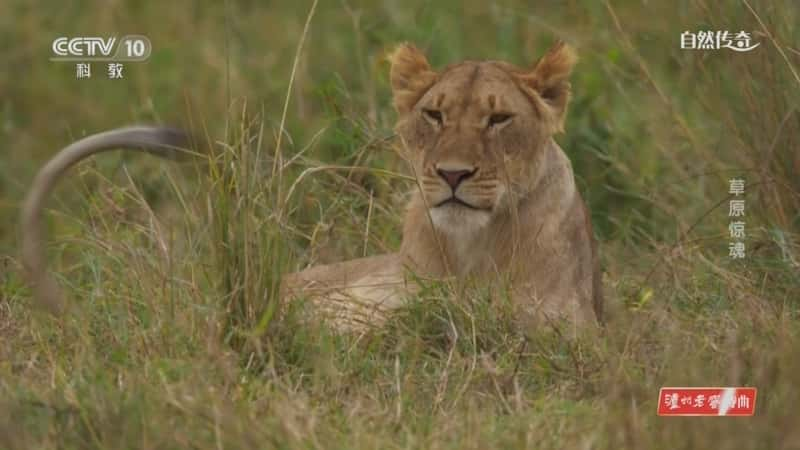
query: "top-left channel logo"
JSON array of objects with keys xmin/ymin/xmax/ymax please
[{"xmin": 50, "ymin": 35, "xmax": 152, "ymax": 61}]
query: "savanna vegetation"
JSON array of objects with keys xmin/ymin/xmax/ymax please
[{"xmin": 1, "ymin": 0, "xmax": 798, "ymax": 448}]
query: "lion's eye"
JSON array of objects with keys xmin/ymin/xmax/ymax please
[
  {"xmin": 488, "ymin": 113, "xmax": 512, "ymax": 128},
  {"xmin": 422, "ymin": 109, "xmax": 443, "ymax": 126}
]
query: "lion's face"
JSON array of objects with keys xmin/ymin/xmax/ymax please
[{"xmin": 390, "ymin": 43, "xmax": 576, "ymax": 234}]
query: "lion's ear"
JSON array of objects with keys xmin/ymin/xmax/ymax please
[
  {"xmin": 389, "ymin": 43, "xmax": 438, "ymax": 115},
  {"xmin": 519, "ymin": 41, "xmax": 577, "ymax": 132}
]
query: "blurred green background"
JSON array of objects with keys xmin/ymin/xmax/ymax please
[{"xmin": 2, "ymin": 0, "xmax": 798, "ymax": 250}]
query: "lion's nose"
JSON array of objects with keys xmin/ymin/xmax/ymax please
[{"xmin": 436, "ymin": 167, "xmax": 476, "ymax": 190}]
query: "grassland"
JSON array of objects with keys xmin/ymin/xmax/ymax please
[{"xmin": 1, "ymin": 0, "xmax": 799, "ymax": 448}]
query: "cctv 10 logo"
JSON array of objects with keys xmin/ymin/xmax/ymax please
[{"xmin": 51, "ymin": 35, "xmax": 152, "ymax": 61}]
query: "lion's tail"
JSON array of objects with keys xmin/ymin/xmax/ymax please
[{"xmin": 21, "ymin": 126, "xmax": 192, "ymax": 312}]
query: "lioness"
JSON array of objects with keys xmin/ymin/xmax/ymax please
[
  {"xmin": 21, "ymin": 41, "xmax": 601, "ymax": 332},
  {"xmin": 282, "ymin": 42, "xmax": 603, "ymax": 330}
]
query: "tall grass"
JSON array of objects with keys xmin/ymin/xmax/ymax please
[{"xmin": 1, "ymin": 0, "xmax": 799, "ymax": 448}]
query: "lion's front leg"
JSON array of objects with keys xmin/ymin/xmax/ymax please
[{"xmin": 281, "ymin": 253, "xmax": 410, "ymax": 333}]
